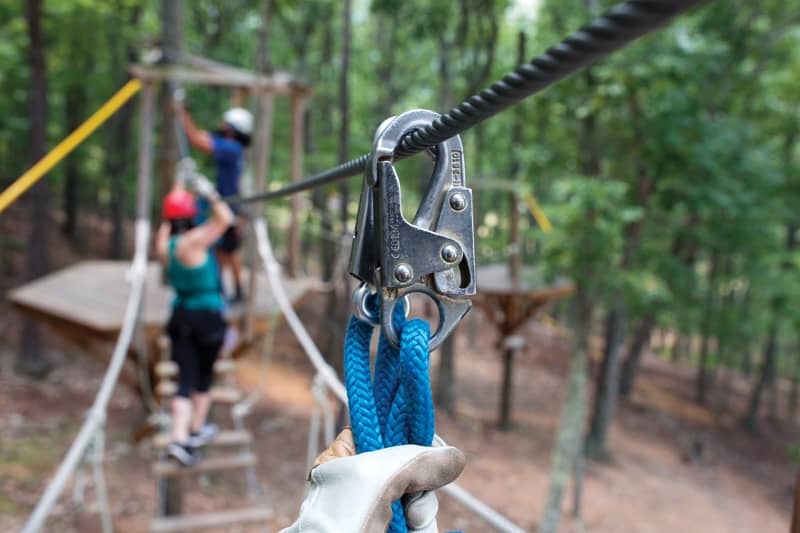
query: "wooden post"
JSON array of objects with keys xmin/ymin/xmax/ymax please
[
  {"xmin": 132, "ymin": 82, "xmax": 156, "ymax": 413},
  {"xmin": 141, "ymin": 80, "xmax": 182, "ymax": 516},
  {"xmin": 231, "ymin": 87, "xmax": 246, "ymax": 107},
  {"xmin": 245, "ymin": 90, "xmax": 275, "ymax": 340},
  {"xmin": 509, "ymin": 191, "xmax": 521, "ymax": 287},
  {"xmin": 136, "ymin": 82, "xmax": 155, "ymax": 221},
  {"xmin": 792, "ymin": 470, "xmax": 800, "ymax": 533},
  {"xmin": 287, "ymin": 91, "xmax": 305, "ymax": 277},
  {"xmin": 498, "ymin": 333, "xmax": 525, "ymax": 430}
]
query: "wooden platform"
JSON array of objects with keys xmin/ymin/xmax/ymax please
[
  {"xmin": 7, "ymin": 260, "xmax": 310, "ymax": 397},
  {"xmin": 473, "ymin": 263, "xmax": 574, "ymax": 334},
  {"xmin": 8, "ymin": 260, "xmax": 308, "ymax": 338},
  {"xmin": 472, "ymin": 263, "xmax": 574, "ymax": 429},
  {"xmin": 476, "ymin": 263, "xmax": 574, "ymax": 301}
]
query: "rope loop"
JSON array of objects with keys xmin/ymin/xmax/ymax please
[{"xmin": 344, "ymin": 300, "xmax": 434, "ymax": 533}]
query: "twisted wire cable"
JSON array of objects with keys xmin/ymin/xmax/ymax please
[{"xmin": 229, "ymin": 0, "xmax": 706, "ymax": 206}]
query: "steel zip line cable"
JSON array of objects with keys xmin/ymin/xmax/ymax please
[{"xmin": 226, "ymin": 0, "xmax": 708, "ymax": 206}]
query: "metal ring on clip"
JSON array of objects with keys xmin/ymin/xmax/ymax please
[
  {"xmin": 352, "ymin": 283, "xmax": 379, "ymax": 326},
  {"xmin": 352, "ymin": 282, "xmax": 411, "ymax": 326},
  {"xmin": 380, "ymin": 285, "xmax": 471, "ymax": 352}
]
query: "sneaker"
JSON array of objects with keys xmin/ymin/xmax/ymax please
[
  {"xmin": 188, "ymin": 423, "xmax": 219, "ymax": 448},
  {"xmin": 167, "ymin": 442, "xmax": 197, "ymax": 467}
]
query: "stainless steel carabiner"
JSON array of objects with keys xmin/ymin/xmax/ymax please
[{"xmin": 349, "ymin": 109, "xmax": 476, "ymax": 350}]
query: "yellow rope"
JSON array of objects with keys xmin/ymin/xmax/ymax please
[
  {"xmin": 523, "ymin": 190, "xmax": 552, "ymax": 232},
  {"xmin": 0, "ymin": 79, "xmax": 142, "ymax": 214}
]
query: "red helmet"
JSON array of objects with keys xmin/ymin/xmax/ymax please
[{"xmin": 162, "ymin": 189, "xmax": 198, "ymax": 220}]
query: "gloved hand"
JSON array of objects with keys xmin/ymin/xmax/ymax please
[
  {"xmin": 280, "ymin": 428, "xmax": 465, "ymax": 533},
  {"xmin": 188, "ymin": 173, "xmax": 217, "ymax": 201}
]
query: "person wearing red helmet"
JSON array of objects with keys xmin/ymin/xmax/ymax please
[
  {"xmin": 156, "ymin": 176, "xmax": 233, "ymax": 466},
  {"xmin": 176, "ymin": 100, "xmax": 252, "ymax": 303}
]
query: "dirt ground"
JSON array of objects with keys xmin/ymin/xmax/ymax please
[{"xmin": 0, "ymin": 205, "xmax": 795, "ymax": 532}]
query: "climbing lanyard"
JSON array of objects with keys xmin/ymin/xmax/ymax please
[{"xmin": 344, "ymin": 109, "xmax": 476, "ymax": 532}]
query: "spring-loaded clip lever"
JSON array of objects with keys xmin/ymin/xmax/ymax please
[{"xmin": 349, "ymin": 109, "xmax": 476, "ymax": 350}]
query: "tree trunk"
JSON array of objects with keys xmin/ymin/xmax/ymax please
[
  {"xmin": 540, "ymin": 289, "xmax": 591, "ymax": 533},
  {"xmin": 373, "ymin": 9, "xmax": 400, "ymax": 119},
  {"xmin": 433, "ymin": 28, "xmax": 458, "ymax": 411},
  {"xmin": 62, "ymin": 80, "xmax": 84, "ymax": 245},
  {"xmin": 696, "ymin": 251, "xmax": 720, "ymax": 405},
  {"xmin": 106, "ymin": 5, "xmax": 141, "ymax": 258},
  {"xmin": 742, "ymin": 318, "xmax": 779, "ymax": 433},
  {"xmin": 16, "ymin": 0, "xmax": 51, "ymax": 378},
  {"xmin": 338, "ymin": 0, "xmax": 350, "ymax": 227},
  {"xmin": 508, "ymin": 30, "xmax": 526, "ymax": 283},
  {"xmin": 585, "ymin": 308, "xmax": 626, "ymax": 460},
  {"xmin": 790, "ymin": 341, "xmax": 800, "ymax": 421},
  {"xmin": 736, "ymin": 287, "xmax": 754, "ymax": 376},
  {"xmin": 106, "ymin": 98, "xmax": 137, "ymax": 258},
  {"xmin": 542, "ymin": 50, "xmax": 598, "ymax": 528},
  {"xmin": 618, "ymin": 313, "xmax": 655, "ymax": 398},
  {"xmin": 672, "ymin": 334, "xmax": 690, "ymax": 362},
  {"xmin": 435, "ymin": 336, "xmax": 456, "ymax": 413},
  {"xmin": 157, "ymin": 0, "xmax": 183, "ymax": 199}
]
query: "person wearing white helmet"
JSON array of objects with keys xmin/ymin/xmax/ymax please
[{"xmin": 177, "ymin": 103, "xmax": 253, "ymax": 303}]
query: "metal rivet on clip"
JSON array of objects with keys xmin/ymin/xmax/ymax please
[
  {"xmin": 449, "ymin": 192, "xmax": 467, "ymax": 211},
  {"xmin": 441, "ymin": 244, "xmax": 459, "ymax": 263},
  {"xmin": 393, "ymin": 263, "xmax": 413, "ymax": 283}
]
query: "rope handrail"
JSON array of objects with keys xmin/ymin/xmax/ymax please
[
  {"xmin": 227, "ymin": 0, "xmax": 707, "ymax": 206},
  {"xmin": 22, "ymin": 219, "xmax": 151, "ymax": 533},
  {"xmin": 252, "ymin": 217, "xmax": 526, "ymax": 533}
]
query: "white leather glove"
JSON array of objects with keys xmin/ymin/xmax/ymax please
[
  {"xmin": 188, "ymin": 173, "xmax": 217, "ymax": 200},
  {"xmin": 280, "ymin": 429, "xmax": 465, "ymax": 533}
]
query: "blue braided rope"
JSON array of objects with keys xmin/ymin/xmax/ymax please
[
  {"xmin": 374, "ymin": 304, "xmax": 406, "ymax": 440},
  {"xmin": 344, "ymin": 315, "xmax": 383, "ymax": 453},
  {"xmin": 344, "ymin": 302, "xmax": 434, "ymax": 533},
  {"xmin": 400, "ymin": 319, "xmax": 434, "ymax": 446}
]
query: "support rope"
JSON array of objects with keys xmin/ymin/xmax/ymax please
[{"xmin": 228, "ymin": 0, "xmax": 707, "ymax": 206}]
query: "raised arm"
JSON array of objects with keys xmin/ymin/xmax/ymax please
[
  {"xmin": 156, "ymin": 221, "xmax": 171, "ymax": 262},
  {"xmin": 179, "ymin": 107, "xmax": 213, "ymax": 154},
  {"xmin": 182, "ymin": 177, "xmax": 234, "ymax": 250}
]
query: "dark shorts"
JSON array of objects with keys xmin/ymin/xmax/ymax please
[
  {"xmin": 167, "ymin": 307, "xmax": 227, "ymax": 397},
  {"xmin": 218, "ymin": 224, "xmax": 241, "ymax": 253}
]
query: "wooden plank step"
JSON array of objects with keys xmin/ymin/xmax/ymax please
[
  {"xmin": 153, "ymin": 452, "xmax": 256, "ymax": 477},
  {"xmin": 211, "ymin": 386, "xmax": 242, "ymax": 403},
  {"xmin": 155, "ymin": 361, "xmax": 178, "ymax": 378},
  {"xmin": 153, "ymin": 384, "xmax": 242, "ymax": 403},
  {"xmin": 214, "ymin": 358, "xmax": 236, "ymax": 373},
  {"xmin": 150, "ymin": 507, "xmax": 271, "ymax": 532},
  {"xmin": 152, "ymin": 430, "xmax": 252, "ymax": 450}
]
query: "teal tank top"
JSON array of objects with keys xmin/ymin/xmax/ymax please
[{"xmin": 167, "ymin": 236, "xmax": 224, "ymax": 311}]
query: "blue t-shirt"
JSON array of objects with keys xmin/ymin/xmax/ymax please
[{"xmin": 211, "ymin": 134, "xmax": 244, "ymax": 197}]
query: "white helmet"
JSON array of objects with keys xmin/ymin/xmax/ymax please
[{"xmin": 223, "ymin": 107, "xmax": 254, "ymax": 136}]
